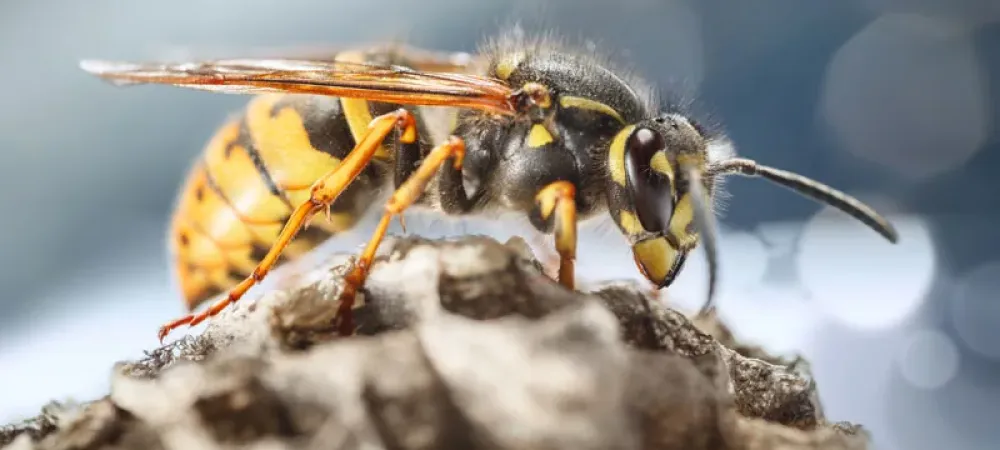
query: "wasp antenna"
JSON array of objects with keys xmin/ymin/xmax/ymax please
[
  {"xmin": 683, "ymin": 165, "xmax": 720, "ymax": 319},
  {"xmin": 708, "ymin": 158, "xmax": 899, "ymax": 244}
]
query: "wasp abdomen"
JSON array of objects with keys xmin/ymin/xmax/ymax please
[{"xmin": 169, "ymin": 92, "xmax": 395, "ymax": 310}]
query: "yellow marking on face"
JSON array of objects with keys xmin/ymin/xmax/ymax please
[
  {"xmin": 608, "ymin": 125, "xmax": 636, "ymax": 187},
  {"xmin": 632, "ymin": 237, "xmax": 679, "ymax": 284},
  {"xmin": 336, "ymin": 52, "xmax": 391, "ymax": 159},
  {"xmin": 676, "ymin": 153, "xmax": 706, "ymax": 171},
  {"xmin": 668, "ymin": 194, "xmax": 700, "ymax": 248},
  {"xmin": 495, "ymin": 51, "xmax": 524, "ymax": 80},
  {"xmin": 527, "ymin": 124, "xmax": 555, "ymax": 148},
  {"xmin": 559, "ymin": 96, "xmax": 625, "ymax": 124},
  {"xmin": 650, "ymin": 152, "xmax": 674, "ymax": 179},
  {"xmin": 618, "ymin": 210, "xmax": 645, "ymax": 235},
  {"xmin": 671, "ymin": 152, "xmax": 709, "ymax": 249}
]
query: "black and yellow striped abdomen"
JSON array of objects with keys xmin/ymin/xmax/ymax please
[{"xmin": 169, "ymin": 90, "xmax": 401, "ymax": 310}]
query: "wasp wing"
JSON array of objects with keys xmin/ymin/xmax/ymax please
[
  {"xmin": 143, "ymin": 43, "xmax": 485, "ymax": 73},
  {"xmin": 80, "ymin": 58, "xmax": 514, "ymax": 115}
]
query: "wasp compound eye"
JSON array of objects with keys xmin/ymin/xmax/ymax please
[{"xmin": 624, "ymin": 127, "xmax": 674, "ymax": 232}]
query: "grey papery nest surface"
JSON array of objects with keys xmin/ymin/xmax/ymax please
[{"xmin": 1, "ymin": 235, "xmax": 869, "ymax": 450}]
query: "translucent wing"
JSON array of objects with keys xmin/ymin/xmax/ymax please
[
  {"xmin": 80, "ymin": 57, "xmax": 514, "ymax": 115},
  {"xmin": 145, "ymin": 42, "xmax": 484, "ymax": 73}
]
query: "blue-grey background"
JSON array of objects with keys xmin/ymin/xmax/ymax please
[{"xmin": 0, "ymin": 1, "xmax": 997, "ymax": 449}]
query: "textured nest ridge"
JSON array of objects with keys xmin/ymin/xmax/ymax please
[{"xmin": 1, "ymin": 235, "xmax": 869, "ymax": 450}]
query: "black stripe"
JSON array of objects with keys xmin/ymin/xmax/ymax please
[
  {"xmin": 199, "ymin": 157, "xmax": 258, "ymax": 218},
  {"xmin": 183, "ymin": 216, "xmax": 252, "ymax": 285},
  {"xmin": 200, "ymin": 159, "xmax": 226, "ymax": 202},
  {"xmin": 268, "ymin": 94, "xmax": 358, "ymax": 161},
  {"xmin": 226, "ymin": 117, "xmax": 295, "ymax": 210},
  {"xmin": 663, "ymin": 232, "xmax": 682, "ymax": 250},
  {"xmin": 225, "ymin": 268, "xmax": 247, "ymax": 282}
]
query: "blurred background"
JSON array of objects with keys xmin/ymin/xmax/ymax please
[{"xmin": 0, "ymin": 0, "xmax": 997, "ymax": 448}]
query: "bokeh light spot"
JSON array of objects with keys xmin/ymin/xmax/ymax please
[
  {"xmin": 862, "ymin": 0, "xmax": 1000, "ymax": 26},
  {"xmin": 797, "ymin": 207, "xmax": 935, "ymax": 329},
  {"xmin": 820, "ymin": 13, "xmax": 990, "ymax": 181},
  {"xmin": 951, "ymin": 262, "xmax": 1000, "ymax": 360},
  {"xmin": 896, "ymin": 328, "xmax": 960, "ymax": 389}
]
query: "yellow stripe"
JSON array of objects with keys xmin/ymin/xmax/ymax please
[
  {"xmin": 618, "ymin": 210, "xmax": 644, "ymax": 235},
  {"xmin": 676, "ymin": 153, "xmax": 706, "ymax": 171},
  {"xmin": 527, "ymin": 124, "xmax": 555, "ymax": 148},
  {"xmin": 669, "ymin": 194, "xmax": 699, "ymax": 248},
  {"xmin": 336, "ymin": 51, "xmax": 391, "ymax": 159},
  {"xmin": 650, "ymin": 152, "xmax": 674, "ymax": 180},
  {"xmin": 608, "ymin": 125, "xmax": 635, "ymax": 187},
  {"xmin": 559, "ymin": 96, "xmax": 625, "ymax": 124},
  {"xmin": 671, "ymin": 153, "xmax": 707, "ymax": 248}
]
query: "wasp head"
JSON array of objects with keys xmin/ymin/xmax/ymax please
[
  {"xmin": 605, "ymin": 107, "xmax": 899, "ymax": 318},
  {"xmin": 606, "ymin": 113, "xmax": 721, "ymax": 313}
]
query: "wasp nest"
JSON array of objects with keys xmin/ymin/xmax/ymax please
[{"xmin": 1, "ymin": 235, "xmax": 869, "ymax": 450}]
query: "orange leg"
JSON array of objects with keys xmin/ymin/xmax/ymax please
[
  {"xmin": 157, "ymin": 108, "xmax": 418, "ymax": 342},
  {"xmin": 529, "ymin": 231, "xmax": 562, "ymax": 281},
  {"xmin": 533, "ymin": 181, "xmax": 578, "ymax": 290},
  {"xmin": 333, "ymin": 136, "xmax": 466, "ymax": 335}
]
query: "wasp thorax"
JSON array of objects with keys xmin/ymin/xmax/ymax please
[{"xmin": 624, "ymin": 126, "xmax": 675, "ymax": 233}]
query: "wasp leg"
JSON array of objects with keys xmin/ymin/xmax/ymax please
[
  {"xmin": 530, "ymin": 181, "xmax": 578, "ymax": 290},
  {"xmin": 528, "ymin": 231, "xmax": 562, "ymax": 281},
  {"xmin": 333, "ymin": 136, "xmax": 466, "ymax": 335},
  {"xmin": 157, "ymin": 108, "xmax": 418, "ymax": 342},
  {"xmin": 392, "ymin": 118, "xmax": 427, "ymax": 233}
]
